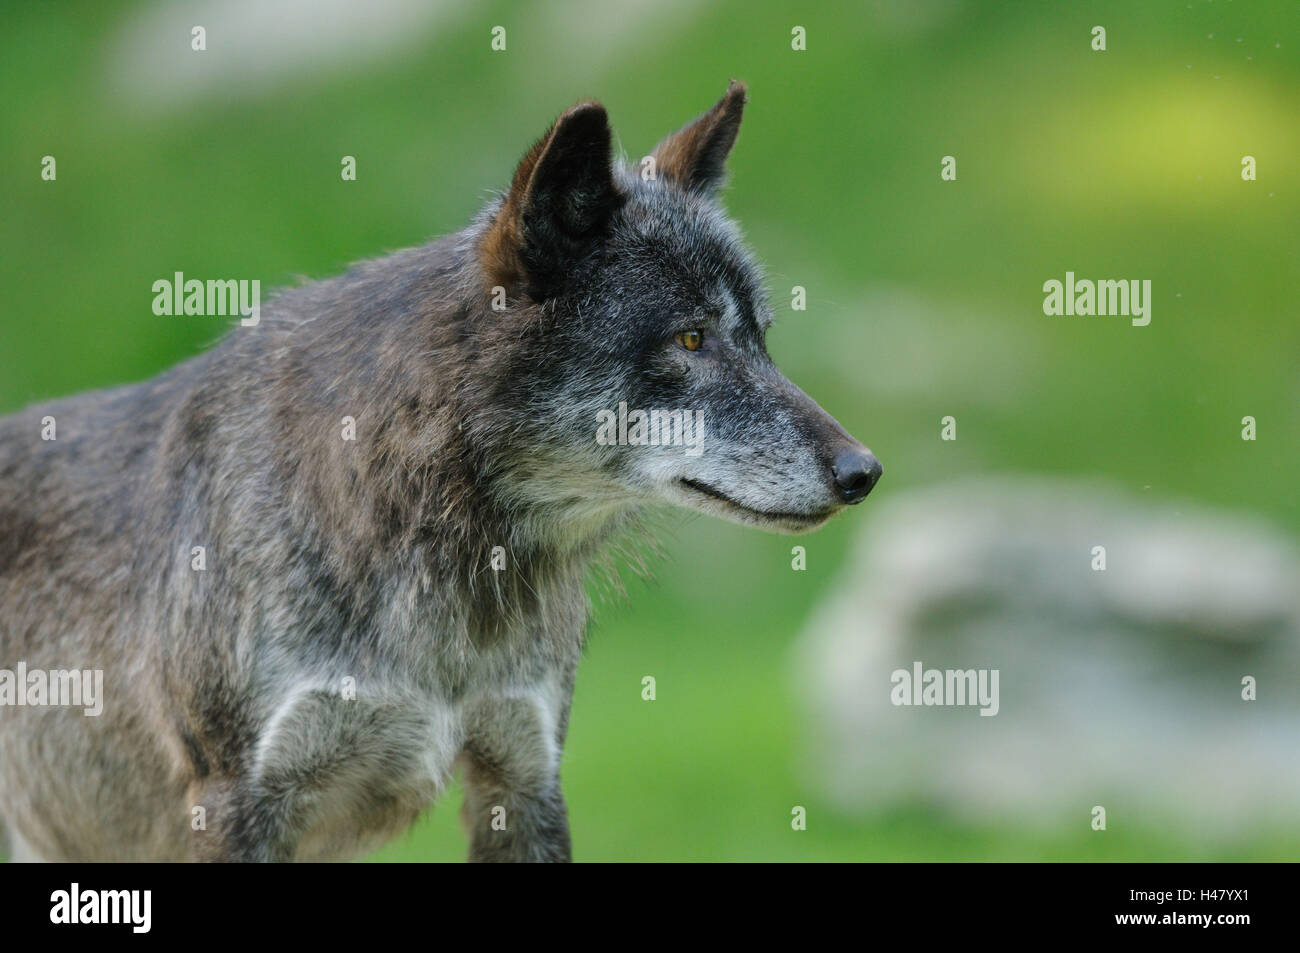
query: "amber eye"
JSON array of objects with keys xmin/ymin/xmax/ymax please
[{"xmin": 675, "ymin": 330, "xmax": 705, "ymax": 352}]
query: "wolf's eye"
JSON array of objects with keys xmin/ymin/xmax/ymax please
[{"xmin": 674, "ymin": 330, "xmax": 705, "ymax": 352}]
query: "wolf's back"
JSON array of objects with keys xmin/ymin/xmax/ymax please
[{"xmin": 0, "ymin": 361, "xmax": 204, "ymax": 609}]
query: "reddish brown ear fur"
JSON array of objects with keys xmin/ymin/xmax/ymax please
[
  {"xmin": 480, "ymin": 100, "xmax": 617, "ymax": 295},
  {"xmin": 650, "ymin": 80, "xmax": 747, "ymax": 194}
]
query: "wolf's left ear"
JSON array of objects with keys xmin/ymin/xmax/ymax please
[
  {"xmin": 650, "ymin": 80, "xmax": 747, "ymax": 195},
  {"xmin": 481, "ymin": 100, "xmax": 621, "ymax": 297}
]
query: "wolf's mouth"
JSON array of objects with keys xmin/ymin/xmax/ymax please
[{"xmin": 678, "ymin": 478, "xmax": 835, "ymax": 529}]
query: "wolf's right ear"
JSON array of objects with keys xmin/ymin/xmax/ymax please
[
  {"xmin": 650, "ymin": 81, "xmax": 747, "ymax": 195},
  {"xmin": 480, "ymin": 101, "xmax": 622, "ymax": 298}
]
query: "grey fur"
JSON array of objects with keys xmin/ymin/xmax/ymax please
[{"xmin": 0, "ymin": 86, "xmax": 880, "ymax": 862}]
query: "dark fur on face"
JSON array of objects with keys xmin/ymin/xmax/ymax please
[{"xmin": 0, "ymin": 84, "xmax": 880, "ymax": 862}]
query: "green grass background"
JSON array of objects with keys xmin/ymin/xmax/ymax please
[{"xmin": 2, "ymin": 1, "xmax": 1297, "ymax": 860}]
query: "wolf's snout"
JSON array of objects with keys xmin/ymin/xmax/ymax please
[{"xmin": 831, "ymin": 446, "xmax": 883, "ymax": 504}]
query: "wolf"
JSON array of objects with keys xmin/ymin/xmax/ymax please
[{"xmin": 0, "ymin": 83, "xmax": 881, "ymax": 862}]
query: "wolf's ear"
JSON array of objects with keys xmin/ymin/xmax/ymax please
[
  {"xmin": 650, "ymin": 80, "xmax": 747, "ymax": 195},
  {"xmin": 480, "ymin": 100, "xmax": 621, "ymax": 297}
]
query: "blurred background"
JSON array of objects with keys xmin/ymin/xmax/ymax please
[{"xmin": 2, "ymin": 0, "xmax": 1297, "ymax": 860}]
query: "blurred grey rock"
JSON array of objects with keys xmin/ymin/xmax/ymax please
[
  {"xmin": 108, "ymin": 0, "xmax": 450, "ymax": 106},
  {"xmin": 794, "ymin": 477, "xmax": 1300, "ymax": 833}
]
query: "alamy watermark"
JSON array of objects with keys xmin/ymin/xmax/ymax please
[
  {"xmin": 0, "ymin": 663, "xmax": 103, "ymax": 716},
  {"xmin": 596, "ymin": 401, "xmax": 705, "ymax": 456},
  {"xmin": 1043, "ymin": 271, "xmax": 1151, "ymax": 326},
  {"xmin": 152, "ymin": 271, "xmax": 260, "ymax": 326},
  {"xmin": 891, "ymin": 661, "xmax": 999, "ymax": 716},
  {"xmin": 50, "ymin": 883, "xmax": 150, "ymax": 933}
]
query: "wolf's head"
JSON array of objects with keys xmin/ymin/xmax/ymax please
[{"xmin": 472, "ymin": 83, "xmax": 880, "ymax": 536}]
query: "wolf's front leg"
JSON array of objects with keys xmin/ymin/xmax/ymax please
[
  {"xmin": 195, "ymin": 690, "xmax": 438, "ymax": 862},
  {"xmin": 458, "ymin": 692, "xmax": 572, "ymax": 862}
]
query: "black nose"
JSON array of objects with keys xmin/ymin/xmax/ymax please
[{"xmin": 831, "ymin": 447, "xmax": 883, "ymax": 504}]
